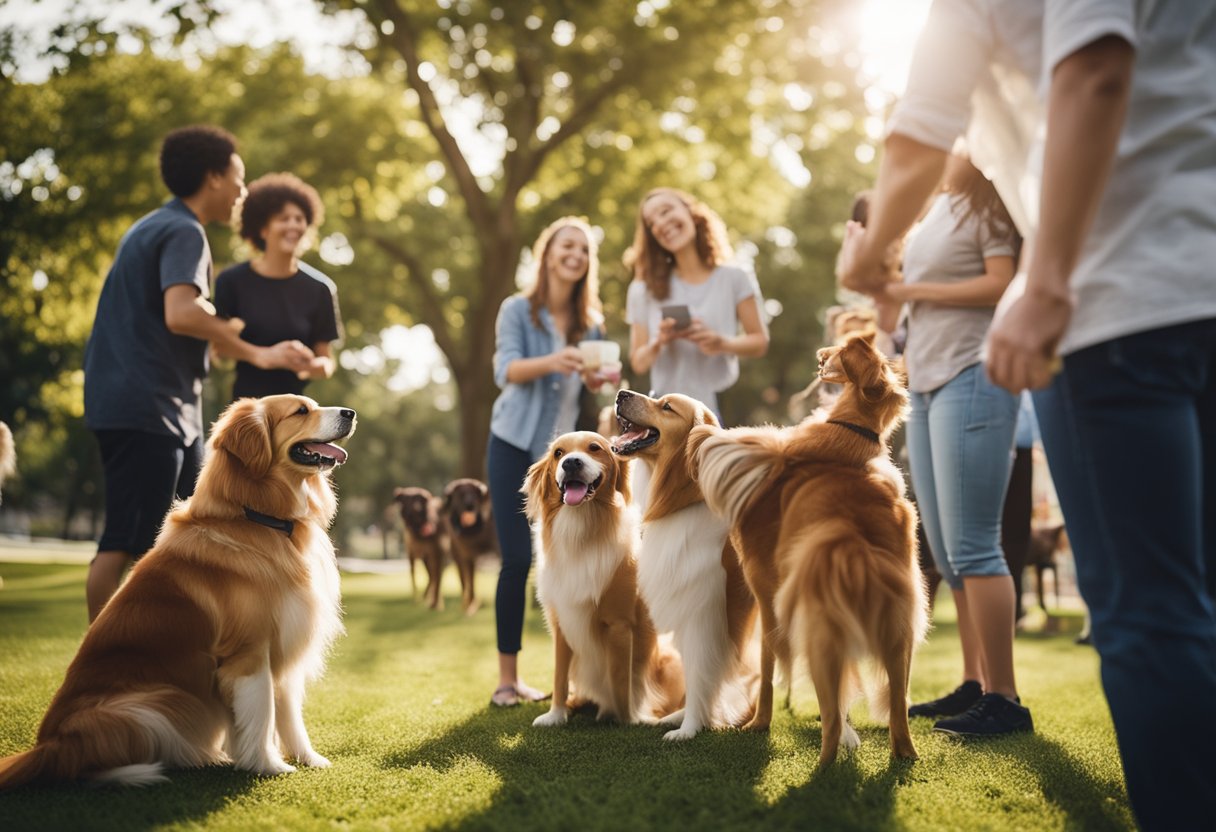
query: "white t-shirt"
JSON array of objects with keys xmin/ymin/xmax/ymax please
[
  {"xmin": 625, "ymin": 265, "xmax": 762, "ymax": 415},
  {"xmin": 902, "ymin": 193, "xmax": 1018, "ymax": 393},
  {"xmin": 891, "ymin": 0, "xmax": 1216, "ymax": 355}
]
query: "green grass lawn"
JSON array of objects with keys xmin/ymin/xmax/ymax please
[{"xmin": 0, "ymin": 551, "xmax": 1132, "ymax": 831}]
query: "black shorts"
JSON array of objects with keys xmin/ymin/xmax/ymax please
[{"xmin": 95, "ymin": 429, "xmax": 203, "ymax": 559}]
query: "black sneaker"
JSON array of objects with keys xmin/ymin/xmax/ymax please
[
  {"xmin": 908, "ymin": 680, "xmax": 983, "ymax": 718},
  {"xmin": 933, "ymin": 693, "xmax": 1034, "ymax": 737}
]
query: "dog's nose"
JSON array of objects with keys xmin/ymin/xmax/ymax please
[
  {"xmin": 616, "ymin": 389, "xmax": 633, "ymax": 404},
  {"xmin": 340, "ymin": 408, "xmax": 356, "ymax": 420},
  {"xmin": 561, "ymin": 457, "xmax": 583, "ymax": 473}
]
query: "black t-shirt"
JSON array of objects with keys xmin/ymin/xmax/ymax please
[
  {"xmin": 84, "ymin": 199, "xmax": 212, "ymax": 445},
  {"xmin": 213, "ymin": 261, "xmax": 342, "ymax": 400}
]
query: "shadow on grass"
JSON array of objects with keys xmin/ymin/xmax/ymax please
[
  {"xmin": 0, "ymin": 767, "xmax": 261, "ymax": 832},
  {"xmin": 981, "ymin": 733, "xmax": 1132, "ymax": 830},
  {"xmin": 380, "ymin": 705, "xmax": 912, "ymax": 832}
]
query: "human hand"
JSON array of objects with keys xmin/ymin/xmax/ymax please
[
  {"xmin": 550, "ymin": 345, "xmax": 584, "ymax": 375},
  {"xmin": 259, "ymin": 339, "xmax": 315, "ymax": 372},
  {"xmin": 296, "ymin": 355, "xmax": 328, "ymax": 381},
  {"xmin": 656, "ymin": 317, "xmax": 685, "ymax": 346},
  {"xmin": 582, "ymin": 361, "xmax": 621, "ymax": 391},
  {"xmin": 226, "ymin": 316, "xmax": 246, "ymax": 335},
  {"xmin": 837, "ymin": 221, "xmax": 894, "ymax": 294},
  {"xmin": 985, "ymin": 281, "xmax": 1073, "ymax": 393},
  {"xmin": 683, "ymin": 318, "xmax": 728, "ymax": 356}
]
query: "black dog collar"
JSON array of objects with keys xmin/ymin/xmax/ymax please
[
  {"xmin": 827, "ymin": 419, "xmax": 880, "ymax": 444},
  {"xmin": 243, "ymin": 506, "xmax": 295, "ymax": 536}
]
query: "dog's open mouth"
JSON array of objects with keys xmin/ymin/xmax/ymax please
[
  {"xmin": 289, "ymin": 440, "xmax": 349, "ymax": 469},
  {"xmin": 611, "ymin": 414, "xmax": 659, "ymax": 456},
  {"xmin": 559, "ymin": 474, "xmax": 603, "ymax": 506}
]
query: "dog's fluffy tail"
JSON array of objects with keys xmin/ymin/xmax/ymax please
[
  {"xmin": 777, "ymin": 519, "xmax": 928, "ymax": 722},
  {"xmin": 0, "ymin": 688, "xmax": 225, "ymax": 790},
  {"xmin": 688, "ymin": 424, "xmax": 788, "ymax": 527}
]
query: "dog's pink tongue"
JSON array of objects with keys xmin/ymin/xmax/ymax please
[
  {"xmin": 302, "ymin": 442, "xmax": 348, "ymax": 464},
  {"xmin": 563, "ymin": 482, "xmax": 590, "ymax": 506}
]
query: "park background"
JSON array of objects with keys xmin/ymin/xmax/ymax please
[{"xmin": 0, "ymin": 0, "xmax": 929, "ymax": 549}]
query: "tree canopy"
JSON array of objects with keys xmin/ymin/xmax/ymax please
[{"xmin": 0, "ymin": 0, "xmax": 880, "ymax": 543}]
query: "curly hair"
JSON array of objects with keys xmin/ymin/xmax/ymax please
[
  {"xmin": 525, "ymin": 216, "xmax": 603, "ymax": 343},
  {"xmin": 623, "ymin": 188, "xmax": 734, "ymax": 302},
  {"xmin": 237, "ymin": 173, "xmax": 325, "ymax": 252},
  {"xmin": 159, "ymin": 125, "xmax": 238, "ymax": 198}
]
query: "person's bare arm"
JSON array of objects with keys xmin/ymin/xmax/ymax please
[
  {"xmin": 888, "ymin": 255, "xmax": 1015, "ymax": 306},
  {"xmin": 986, "ymin": 35, "xmax": 1134, "ymax": 392},
  {"xmin": 629, "ymin": 320, "xmax": 680, "ymax": 375},
  {"xmin": 838, "ymin": 134, "xmax": 948, "ymax": 293},
  {"xmin": 164, "ymin": 284, "xmax": 313, "ymax": 372}
]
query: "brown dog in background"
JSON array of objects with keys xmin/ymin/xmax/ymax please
[
  {"xmin": 691, "ymin": 332, "xmax": 927, "ymax": 764},
  {"xmin": 393, "ymin": 487, "xmax": 448, "ymax": 610},
  {"xmin": 441, "ymin": 478, "xmax": 495, "ymax": 615}
]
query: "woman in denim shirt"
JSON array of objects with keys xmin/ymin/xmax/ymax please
[{"xmin": 488, "ymin": 216, "xmax": 608, "ymax": 707}]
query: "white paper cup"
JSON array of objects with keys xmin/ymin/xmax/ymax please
[{"xmin": 578, "ymin": 340, "xmax": 619, "ymax": 370}]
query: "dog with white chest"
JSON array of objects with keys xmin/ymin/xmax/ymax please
[
  {"xmin": 525, "ymin": 431, "xmax": 684, "ymax": 726},
  {"xmin": 612, "ymin": 391, "xmax": 759, "ymax": 741}
]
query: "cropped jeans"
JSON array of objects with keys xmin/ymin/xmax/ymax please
[
  {"xmin": 1033, "ymin": 318, "xmax": 1216, "ymax": 831},
  {"xmin": 906, "ymin": 362, "xmax": 1018, "ymax": 591}
]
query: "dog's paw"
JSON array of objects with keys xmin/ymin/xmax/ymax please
[
  {"xmin": 662, "ymin": 724, "xmax": 701, "ymax": 742},
  {"xmin": 841, "ymin": 721, "xmax": 861, "ymax": 752},
  {"xmin": 657, "ymin": 708, "xmax": 685, "ymax": 727},
  {"xmin": 247, "ymin": 757, "xmax": 297, "ymax": 777},
  {"xmin": 296, "ymin": 750, "xmax": 332, "ymax": 768},
  {"xmin": 532, "ymin": 708, "xmax": 569, "ymax": 728}
]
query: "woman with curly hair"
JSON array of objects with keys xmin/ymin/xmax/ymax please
[
  {"xmin": 624, "ymin": 188, "xmax": 768, "ymax": 420},
  {"xmin": 214, "ymin": 172, "xmax": 343, "ymax": 401},
  {"xmin": 486, "ymin": 216, "xmax": 609, "ymax": 707}
]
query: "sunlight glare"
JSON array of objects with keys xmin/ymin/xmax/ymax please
[{"xmin": 857, "ymin": 0, "xmax": 933, "ymax": 97}]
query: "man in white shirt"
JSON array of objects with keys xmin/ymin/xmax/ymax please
[{"xmin": 839, "ymin": 2, "xmax": 1216, "ymax": 828}]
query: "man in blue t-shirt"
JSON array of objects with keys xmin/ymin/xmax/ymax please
[{"xmin": 82, "ymin": 125, "xmax": 314, "ymax": 621}]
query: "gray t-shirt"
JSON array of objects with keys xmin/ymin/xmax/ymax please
[
  {"xmin": 625, "ymin": 265, "xmax": 761, "ymax": 415},
  {"xmin": 901, "ymin": 193, "xmax": 1016, "ymax": 393},
  {"xmin": 83, "ymin": 199, "xmax": 212, "ymax": 445}
]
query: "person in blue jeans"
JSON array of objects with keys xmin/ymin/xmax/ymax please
[
  {"xmin": 985, "ymin": 4, "xmax": 1216, "ymax": 827},
  {"xmin": 869, "ymin": 154, "xmax": 1031, "ymax": 736},
  {"xmin": 487, "ymin": 216, "xmax": 609, "ymax": 707}
]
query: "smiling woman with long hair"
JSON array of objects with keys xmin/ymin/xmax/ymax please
[
  {"xmin": 486, "ymin": 216, "xmax": 610, "ymax": 708},
  {"xmin": 623, "ymin": 187, "xmax": 768, "ymax": 422}
]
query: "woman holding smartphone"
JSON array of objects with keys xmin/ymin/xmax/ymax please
[{"xmin": 623, "ymin": 187, "xmax": 769, "ymax": 420}]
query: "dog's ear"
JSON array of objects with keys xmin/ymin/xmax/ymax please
[
  {"xmin": 442, "ymin": 479, "xmax": 458, "ymax": 508},
  {"xmin": 841, "ymin": 339, "xmax": 888, "ymax": 401},
  {"xmin": 212, "ymin": 399, "xmax": 272, "ymax": 478},
  {"xmin": 613, "ymin": 455, "xmax": 632, "ymax": 505},
  {"xmin": 521, "ymin": 458, "xmax": 552, "ymax": 521},
  {"xmin": 697, "ymin": 405, "xmax": 720, "ymax": 429},
  {"xmin": 392, "ymin": 487, "xmax": 407, "ymax": 503}
]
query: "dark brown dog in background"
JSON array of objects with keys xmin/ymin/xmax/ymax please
[
  {"xmin": 393, "ymin": 487, "xmax": 448, "ymax": 610},
  {"xmin": 442, "ymin": 478, "xmax": 495, "ymax": 615},
  {"xmin": 1026, "ymin": 524, "xmax": 1066, "ymax": 613}
]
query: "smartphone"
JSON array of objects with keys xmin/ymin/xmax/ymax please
[{"xmin": 660, "ymin": 304, "xmax": 692, "ymax": 330}]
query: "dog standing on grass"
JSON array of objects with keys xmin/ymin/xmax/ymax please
[
  {"xmin": 691, "ymin": 333, "xmax": 927, "ymax": 764},
  {"xmin": 442, "ymin": 478, "xmax": 496, "ymax": 615},
  {"xmin": 393, "ymin": 487, "xmax": 448, "ymax": 610},
  {"xmin": 0, "ymin": 395, "xmax": 353, "ymax": 788}
]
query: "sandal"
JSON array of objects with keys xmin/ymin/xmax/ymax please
[
  {"xmin": 513, "ymin": 681, "xmax": 552, "ymax": 702},
  {"xmin": 490, "ymin": 685, "xmax": 519, "ymax": 707}
]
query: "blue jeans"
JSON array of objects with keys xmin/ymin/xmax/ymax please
[
  {"xmin": 906, "ymin": 363, "xmax": 1018, "ymax": 590},
  {"xmin": 1034, "ymin": 318, "xmax": 1216, "ymax": 831},
  {"xmin": 487, "ymin": 433, "xmax": 535, "ymax": 655}
]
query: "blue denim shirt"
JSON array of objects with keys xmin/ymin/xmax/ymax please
[{"xmin": 490, "ymin": 294, "xmax": 603, "ymax": 461}]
